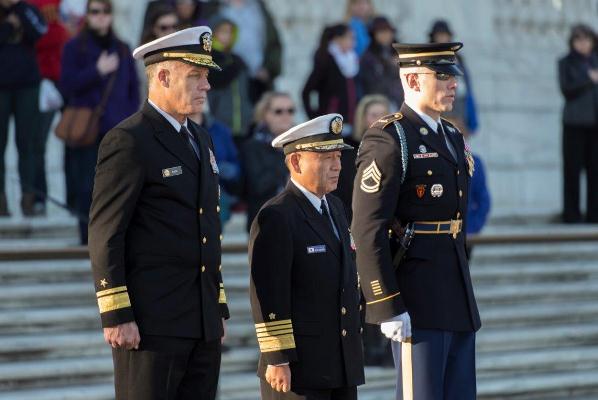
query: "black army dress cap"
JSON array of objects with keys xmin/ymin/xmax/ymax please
[
  {"xmin": 133, "ymin": 26, "xmax": 221, "ymax": 71},
  {"xmin": 271, "ymin": 113, "xmax": 354, "ymax": 155},
  {"xmin": 393, "ymin": 42, "xmax": 464, "ymax": 76}
]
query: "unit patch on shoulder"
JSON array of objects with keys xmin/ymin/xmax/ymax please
[
  {"xmin": 370, "ymin": 112, "xmax": 403, "ymax": 130},
  {"xmin": 360, "ymin": 160, "xmax": 382, "ymax": 193}
]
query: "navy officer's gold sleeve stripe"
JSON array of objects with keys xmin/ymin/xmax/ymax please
[
  {"xmin": 254, "ymin": 319, "xmax": 296, "ymax": 352},
  {"xmin": 366, "ymin": 291, "xmax": 401, "ymax": 305},
  {"xmin": 96, "ymin": 286, "xmax": 131, "ymax": 314},
  {"xmin": 219, "ymin": 283, "xmax": 227, "ymax": 304}
]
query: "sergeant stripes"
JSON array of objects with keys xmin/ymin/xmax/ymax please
[
  {"xmin": 255, "ymin": 319, "xmax": 296, "ymax": 353},
  {"xmin": 360, "ymin": 160, "xmax": 382, "ymax": 193},
  {"xmin": 96, "ymin": 286, "xmax": 131, "ymax": 314}
]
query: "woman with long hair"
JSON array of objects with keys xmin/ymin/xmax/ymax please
[
  {"xmin": 333, "ymin": 94, "xmax": 390, "ymax": 212},
  {"xmin": 302, "ymin": 23, "xmax": 359, "ymax": 127},
  {"xmin": 60, "ymin": 0, "xmax": 139, "ymax": 243},
  {"xmin": 139, "ymin": 3, "xmax": 178, "ymax": 45}
]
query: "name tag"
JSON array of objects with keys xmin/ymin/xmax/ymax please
[
  {"xmin": 307, "ymin": 245, "xmax": 326, "ymax": 254},
  {"xmin": 413, "ymin": 152, "xmax": 439, "ymax": 159},
  {"xmin": 162, "ymin": 166, "xmax": 182, "ymax": 178}
]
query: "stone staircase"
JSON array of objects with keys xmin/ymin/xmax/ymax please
[{"xmin": 0, "ymin": 216, "xmax": 597, "ymax": 399}]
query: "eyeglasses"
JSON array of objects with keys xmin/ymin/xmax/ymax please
[
  {"xmin": 271, "ymin": 107, "xmax": 296, "ymax": 115},
  {"xmin": 157, "ymin": 24, "xmax": 177, "ymax": 32},
  {"xmin": 417, "ymin": 72, "xmax": 455, "ymax": 81},
  {"xmin": 88, "ymin": 8, "xmax": 111, "ymax": 15}
]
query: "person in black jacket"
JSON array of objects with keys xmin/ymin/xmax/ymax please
[
  {"xmin": 88, "ymin": 27, "xmax": 229, "ymax": 400},
  {"xmin": 249, "ymin": 113, "xmax": 364, "ymax": 400},
  {"xmin": 0, "ymin": 0, "xmax": 47, "ymax": 216},
  {"xmin": 302, "ymin": 23, "xmax": 360, "ymax": 127},
  {"xmin": 558, "ymin": 24, "xmax": 598, "ymax": 223},
  {"xmin": 241, "ymin": 91, "xmax": 294, "ymax": 231}
]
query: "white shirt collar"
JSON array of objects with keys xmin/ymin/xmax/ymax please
[
  {"xmin": 148, "ymin": 99, "xmax": 188, "ymax": 133},
  {"xmin": 405, "ymin": 101, "xmax": 441, "ymax": 133},
  {"xmin": 291, "ymin": 178, "xmax": 328, "ymax": 214}
]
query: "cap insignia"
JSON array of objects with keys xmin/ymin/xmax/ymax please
[
  {"xmin": 330, "ymin": 117, "xmax": 343, "ymax": 135},
  {"xmin": 200, "ymin": 32, "xmax": 212, "ymax": 53}
]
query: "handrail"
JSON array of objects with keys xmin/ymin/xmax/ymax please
[{"xmin": 0, "ymin": 231, "xmax": 596, "ymax": 261}]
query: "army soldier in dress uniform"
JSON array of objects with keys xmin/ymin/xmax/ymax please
[
  {"xmin": 249, "ymin": 114, "xmax": 365, "ymax": 400},
  {"xmin": 351, "ymin": 42, "xmax": 481, "ymax": 400},
  {"xmin": 88, "ymin": 27, "xmax": 229, "ymax": 400}
]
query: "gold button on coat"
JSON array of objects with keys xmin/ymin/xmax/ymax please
[
  {"xmin": 216, "ymin": 205, "xmax": 220, "ymax": 212},
  {"xmin": 202, "ymin": 237, "xmax": 207, "ymax": 244},
  {"xmin": 341, "ymin": 307, "xmax": 347, "ymax": 315},
  {"xmin": 341, "ymin": 329, "xmax": 347, "ymax": 337},
  {"xmin": 201, "ymin": 265, "xmax": 206, "ymax": 272},
  {"xmin": 199, "ymin": 208, "xmax": 203, "ymax": 215},
  {"xmin": 459, "ymin": 190, "xmax": 463, "ymax": 197}
]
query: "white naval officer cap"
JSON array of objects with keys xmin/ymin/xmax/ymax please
[
  {"xmin": 272, "ymin": 114, "xmax": 354, "ymax": 155},
  {"xmin": 133, "ymin": 26, "xmax": 221, "ymax": 71}
]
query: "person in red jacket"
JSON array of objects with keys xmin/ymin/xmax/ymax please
[{"xmin": 29, "ymin": 0, "xmax": 70, "ymax": 215}]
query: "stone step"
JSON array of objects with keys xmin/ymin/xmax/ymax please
[
  {"xmin": 0, "ymin": 348, "xmax": 258, "ymax": 390},
  {"xmin": 0, "ymin": 218, "xmax": 77, "ymax": 240},
  {"xmin": 479, "ymin": 301, "xmax": 598, "ymax": 327},
  {"xmin": 0, "ymin": 278, "xmax": 251, "ymax": 310},
  {"xmin": 477, "ymin": 323, "xmax": 598, "ymax": 353},
  {"xmin": 471, "ymin": 260, "xmax": 598, "ymax": 284},
  {"xmin": 0, "ymin": 254, "xmax": 248, "ymax": 285},
  {"xmin": 475, "ymin": 280, "xmax": 598, "ymax": 305},
  {"xmin": 477, "ymin": 346, "xmax": 598, "ymax": 378},
  {"xmin": 470, "ymin": 242, "xmax": 598, "ymax": 265},
  {"xmin": 4, "ymin": 268, "xmax": 598, "ymax": 312},
  {"xmin": 0, "ymin": 383, "xmax": 115, "ymax": 400}
]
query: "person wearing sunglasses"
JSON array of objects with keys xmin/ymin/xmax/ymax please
[
  {"xmin": 59, "ymin": 0, "xmax": 139, "ymax": 243},
  {"xmin": 241, "ymin": 91, "xmax": 295, "ymax": 231},
  {"xmin": 351, "ymin": 42, "xmax": 480, "ymax": 400},
  {"xmin": 139, "ymin": 3, "xmax": 178, "ymax": 45}
]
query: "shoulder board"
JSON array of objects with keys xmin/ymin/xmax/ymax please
[
  {"xmin": 370, "ymin": 112, "xmax": 403, "ymax": 130},
  {"xmin": 440, "ymin": 118, "xmax": 461, "ymax": 135}
]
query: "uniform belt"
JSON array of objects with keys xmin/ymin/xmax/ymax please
[{"xmin": 412, "ymin": 219, "xmax": 463, "ymax": 238}]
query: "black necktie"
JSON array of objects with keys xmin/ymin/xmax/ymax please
[
  {"xmin": 438, "ymin": 123, "xmax": 456, "ymax": 161},
  {"xmin": 180, "ymin": 125, "xmax": 200, "ymax": 160},
  {"xmin": 320, "ymin": 199, "xmax": 339, "ymax": 240}
]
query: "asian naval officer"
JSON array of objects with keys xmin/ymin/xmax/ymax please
[
  {"xmin": 88, "ymin": 27, "xmax": 229, "ymax": 400},
  {"xmin": 351, "ymin": 42, "xmax": 481, "ymax": 400},
  {"xmin": 249, "ymin": 114, "xmax": 365, "ymax": 400}
]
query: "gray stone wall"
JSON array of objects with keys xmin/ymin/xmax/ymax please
[{"xmin": 4, "ymin": 0, "xmax": 597, "ymax": 220}]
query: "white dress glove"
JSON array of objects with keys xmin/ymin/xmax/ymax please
[{"xmin": 380, "ymin": 312, "xmax": 412, "ymax": 342}]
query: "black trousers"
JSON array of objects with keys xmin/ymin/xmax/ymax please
[
  {"xmin": 562, "ymin": 124, "xmax": 598, "ymax": 222},
  {"xmin": 0, "ymin": 86, "xmax": 41, "ymax": 197},
  {"xmin": 112, "ymin": 335, "xmax": 221, "ymax": 400},
  {"xmin": 260, "ymin": 379, "xmax": 357, "ymax": 400}
]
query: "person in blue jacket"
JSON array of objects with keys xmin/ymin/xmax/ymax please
[
  {"xmin": 191, "ymin": 111, "xmax": 241, "ymax": 225},
  {"xmin": 467, "ymin": 153, "xmax": 491, "ymax": 235},
  {"xmin": 60, "ymin": 0, "xmax": 139, "ymax": 244}
]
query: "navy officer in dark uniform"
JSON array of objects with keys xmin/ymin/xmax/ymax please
[
  {"xmin": 88, "ymin": 27, "xmax": 229, "ymax": 400},
  {"xmin": 351, "ymin": 43, "xmax": 481, "ymax": 400},
  {"xmin": 249, "ymin": 114, "xmax": 365, "ymax": 399}
]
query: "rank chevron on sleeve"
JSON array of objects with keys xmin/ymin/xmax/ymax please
[{"xmin": 360, "ymin": 160, "xmax": 382, "ymax": 193}]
